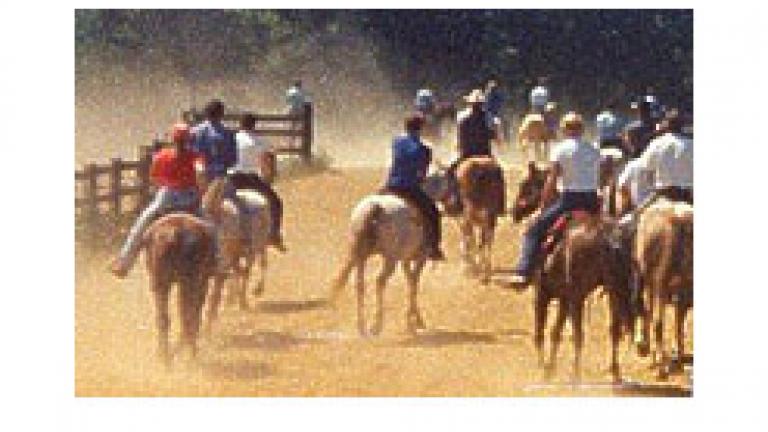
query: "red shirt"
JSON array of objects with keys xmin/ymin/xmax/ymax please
[{"xmin": 150, "ymin": 148, "xmax": 205, "ymax": 189}]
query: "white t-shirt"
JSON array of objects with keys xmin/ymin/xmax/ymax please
[
  {"xmin": 530, "ymin": 85, "xmax": 549, "ymax": 109},
  {"xmin": 618, "ymin": 158, "xmax": 654, "ymax": 207},
  {"xmin": 549, "ymin": 138, "xmax": 601, "ymax": 192},
  {"xmin": 233, "ymin": 130, "xmax": 273, "ymax": 177},
  {"xmin": 638, "ymin": 132, "xmax": 693, "ymax": 188}
]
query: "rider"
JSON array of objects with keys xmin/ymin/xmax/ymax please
[
  {"xmin": 622, "ymin": 99, "xmax": 656, "ymax": 159},
  {"xmin": 414, "ymin": 87, "xmax": 437, "ymax": 117},
  {"xmin": 529, "ymin": 82, "xmax": 549, "ymax": 114},
  {"xmin": 444, "ymin": 89, "xmax": 500, "ymax": 213},
  {"xmin": 109, "ymin": 123, "xmax": 206, "ymax": 278},
  {"xmin": 286, "ymin": 80, "xmax": 307, "ymax": 115},
  {"xmin": 382, "ymin": 113, "xmax": 446, "ymax": 261},
  {"xmin": 596, "ymin": 104, "xmax": 624, "ymax": 152},
  {"xmin": 484, "ymin": 78, "xmax": 505, "ymax": 128},
  {"xmin": 509, "ymin": 112, "xmax": 602, "ymax": 285},
  {"xmin": 191, "ymin": 99, "xmax": 237, "ymax": 183},
  {"xmin": 230, "ymin": 113, "xmax": 287, "ymax": 252},
  {"xmin": 636, "ymin": 108, "xmax": 693, "ymax": 205}
]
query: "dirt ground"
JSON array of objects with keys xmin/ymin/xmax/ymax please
[{"xmin": 75, "ymin": 167, "xmax": 692, "ymax": 397}]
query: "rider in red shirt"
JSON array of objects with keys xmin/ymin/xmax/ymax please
[{"xmin": 110, "ymin": 123, "xmax": 206, "ymax": 278}]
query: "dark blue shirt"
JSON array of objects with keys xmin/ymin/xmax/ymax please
[
  {"xmin": 484, "ymin": 88, "xmax": 505, "ymax": 117},
  {"xmin": 191, "ymin": 120, "xmax": 237, "ymax": 179},
  {"xmin": 385, "ymin": 134, "xmax": 431, "ymax": 190}
]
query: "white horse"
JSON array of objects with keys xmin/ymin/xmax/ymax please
[
  {"xmin": 329, "ymin": 170, "xmax": 451, "ymax": 336},
  {"xmin": 201, "ymin": 177, "xmax": 272, "ymax": 330}
]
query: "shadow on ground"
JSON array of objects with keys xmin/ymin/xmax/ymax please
[{"xmin": 257, "ymin": 298, "xmax": 328, "ymax": 314}]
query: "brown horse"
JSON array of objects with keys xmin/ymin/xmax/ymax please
[
  {"xmin": 634, "ymin": 199, "xmax": 693, "ymax": 379},
  {"xmin": 142, "ymin": 213, "xmax": 217, "ymax": 366},
  {"xmin": 455, "ymin": 156, "xmax": 506, "ymax": 282},
  {"xmin": 511, "ymin": 162, "xmax": 633, "ymax": 381}
]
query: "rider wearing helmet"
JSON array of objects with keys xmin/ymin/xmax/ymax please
[
  {"xmin": 110, "ymin": 123, "xmax": 206, "ymax": 278},
  {"xmin": 530, "ymin": 84, "xmax": 550, "ymax": 113}
]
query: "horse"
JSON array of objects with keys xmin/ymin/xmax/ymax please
[
  {"xmin": 634, "ymin": 198, "xmax": 693, "ymax": 379},
  {"xmin": 201, "ymin": 177, "xmax": 273, "ymax": 331},
  {"xmin": 511, "ymin": 162, "xmax": 633, "ymax": 381},
  {"xmin": 516, "ymin": 113, "xmax": 555, "ymax": 162},
  {"xmin": 142, "ymin": 212, "xmax": 217, "ymax": 367},
  {"xmin": 329, "ymin": 170, "xmax": 451, "ymax": 336},
  {"xmin": 454, "ymin": 156, "xmax": 506, "ymax": 282}
]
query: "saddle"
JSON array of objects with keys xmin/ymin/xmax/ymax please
[{"xmin": 540, "ymin": 210, "xmax": 596, "ymax": 256}]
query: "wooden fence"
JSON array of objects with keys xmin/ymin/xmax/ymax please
[{"xmin": 75, "ymin": 103, "xmax": 313, "ymax": 243}]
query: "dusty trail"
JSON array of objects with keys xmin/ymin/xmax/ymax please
[{"xmin": 75, "ymin": 168, "xmax": 692, "ymax": 396}]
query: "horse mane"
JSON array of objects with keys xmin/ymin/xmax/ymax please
[{"xmin": 201, "ymin": 177, "xmax": 227, "ymax": 223}]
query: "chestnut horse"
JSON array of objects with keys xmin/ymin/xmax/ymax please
[
  {"xmin": 634, "ymin": 198, "xmax": 693, "ymax": 379},
  {"xmin": 517, "ymin": 113, "xmax": 555, "ymax": 162},
  {"xmin": 454, "ymin": 156, "xmax": 506, "ymax": 282},
  {"xmin": 511, "ymin": 162, "xmax": 633, "ymax": 381},
  {"xmin": 142, "ymin": 213, "xmax": 217, "ymax": 366}
]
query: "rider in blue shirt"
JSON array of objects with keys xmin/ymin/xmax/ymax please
[
  {"xmin": 191, "ymin": 99, "xmax": 237, "ymax": 180},
  {"xmin": 383, "ymin": 114, "xmax": 445, "ymax": 260}
]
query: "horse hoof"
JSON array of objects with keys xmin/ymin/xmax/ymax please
[
  {"xmin": 657, "ymin": 366, "xmax": 670, "ymax": 381},
  {"xmin": 253, "ymin": 282, "xmax": 265, "ymax": 297},
  {"xmin": 636, "ymin": 342, "xmax": 650, "ymax": 357}
]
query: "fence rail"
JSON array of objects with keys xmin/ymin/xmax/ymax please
[{"xmin": 75, "ymin": 103, "xmax": 313, "ymax": 243}]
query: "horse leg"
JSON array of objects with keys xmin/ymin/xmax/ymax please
[
  {"xmin": 571, "ymin": 299, "xmax": 585, "ymax": 383},
  {"xmin": 546, "ymin": 301, "xmax": 568, "ymax": 378},
  {"xmin": 609, "ymin": 293, "xmax": 623, "ymax": 383},
  {"xmin": 459, "ymin": 220, "xmax": 475, "ymax": 275},
  {"xmin": 152, "ymin": 281, "xmax": 171, "ymax": 368},
  {"xmin": 672, "ymin": 302, "xmax": 686, "ymax": 374},
  {"xmin": 205, "ymin": 274, "xmax": 225, "ymax": 334},
  {"xmin": 253, "ymin": 252, "xmax": 266, "ymax": 297},
  {"xmin": 405, "ymin": 259, "xmax": 427, "ymax": 333},
  {"xmin": 178, "ymin": 274, "xmax": 206, "ymax": 360},
  {"xmin": 330, "ymin": 256, "xmax": 355, "ymax": 305},
  {"xmin": 534, "ymin": 287, "xmax": 549, "ymax": 367},
  {"xmin": 239, "ymin": 257, "xmax": 252, "ymax": 311},
  {"xmin": 371, "ymin": 259, "xmax": 396, "ymax": 336},
  {"xmin": 355, "ymin": 259, "xmax": 367, "ymax": 337},
  {"xmin": 654, "ymin": 292, "xmax": 668, "ymax": 380},
  {"xmin": 636, "ymin": 275, "xmax": 652, "ymax": 358},
  {"xmin": 480, "ymin": 222, "xmax": 495, "ymax": 284}
]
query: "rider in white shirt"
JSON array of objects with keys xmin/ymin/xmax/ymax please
[
  {"xmin": 229, "ymin": 113, "xmax": 286, "ymax": 252},
  {"xmin": 510, "ymin": 112, "xmax": 602, "ymax": 284},
  {"xmin": 530, "ymin": 85, "xmax": 549, "ymax": 113},
  {"xmin": 637, "ymin": 109, "xmax": 693, "ymax": 205}
]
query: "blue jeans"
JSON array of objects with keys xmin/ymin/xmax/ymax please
[
  {"xmin": 118, "ymin": 187, "xmax": 200, "ymax": 268},
  {"xmin": 514, "ymin": 191, "xmax": 599, "ymax": 276}
]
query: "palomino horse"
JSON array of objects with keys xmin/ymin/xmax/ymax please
[
  {"xmin": 454, "ymin": 156, "xmax": 506, "ymax": 282},
  {"xmin": 511, "ymin": 162, "xmax": 633, "ymax": 381},
  {"xmin": 329, "ymin": 171, "xmax": 451, "ymax": 336},
  {"xmin": 634, "ymin": 198, "xmax": 693, "ymax": 379},
  {"xmin": 516, "ymin": 113, "xmax": 555, "ymax": 162},
  {"xmin": 142, "ymin": 212, "xmax": 217, "ymax": 366},
  {"xmin": 202, "ymin": 177, "xmax": 273, "ymax": 331}
]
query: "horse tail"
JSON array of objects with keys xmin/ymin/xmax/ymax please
[{"xmin": 331, "ymin": 203, "xmax": 382, "ymax": 300}]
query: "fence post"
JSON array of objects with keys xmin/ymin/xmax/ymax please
[
  {"xmin": 138, "ymin": 146, "xmax": 153, "ymax": 210},
  {"xmin": 85, "ymin": 163, "xmax": 99, "ymax": 242},
  {"xmin": 110, "ymin": 158, "xmax": 122, "ymax": 225},
  {"xmin": 301, "ymin": 102, "xmax": 313, "ymax": 163}
]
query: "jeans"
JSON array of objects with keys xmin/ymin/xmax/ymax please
[
  {"xmin": 118, "ymin": 187, "xmax": 200, "ymax": 268},
  {"xmin": 514, "ymin": 191, "xmax": 600, "ymax": 276},
  {"xmin": 229, "ymin": 172, "xmax": 283, "ymax": 238}
]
